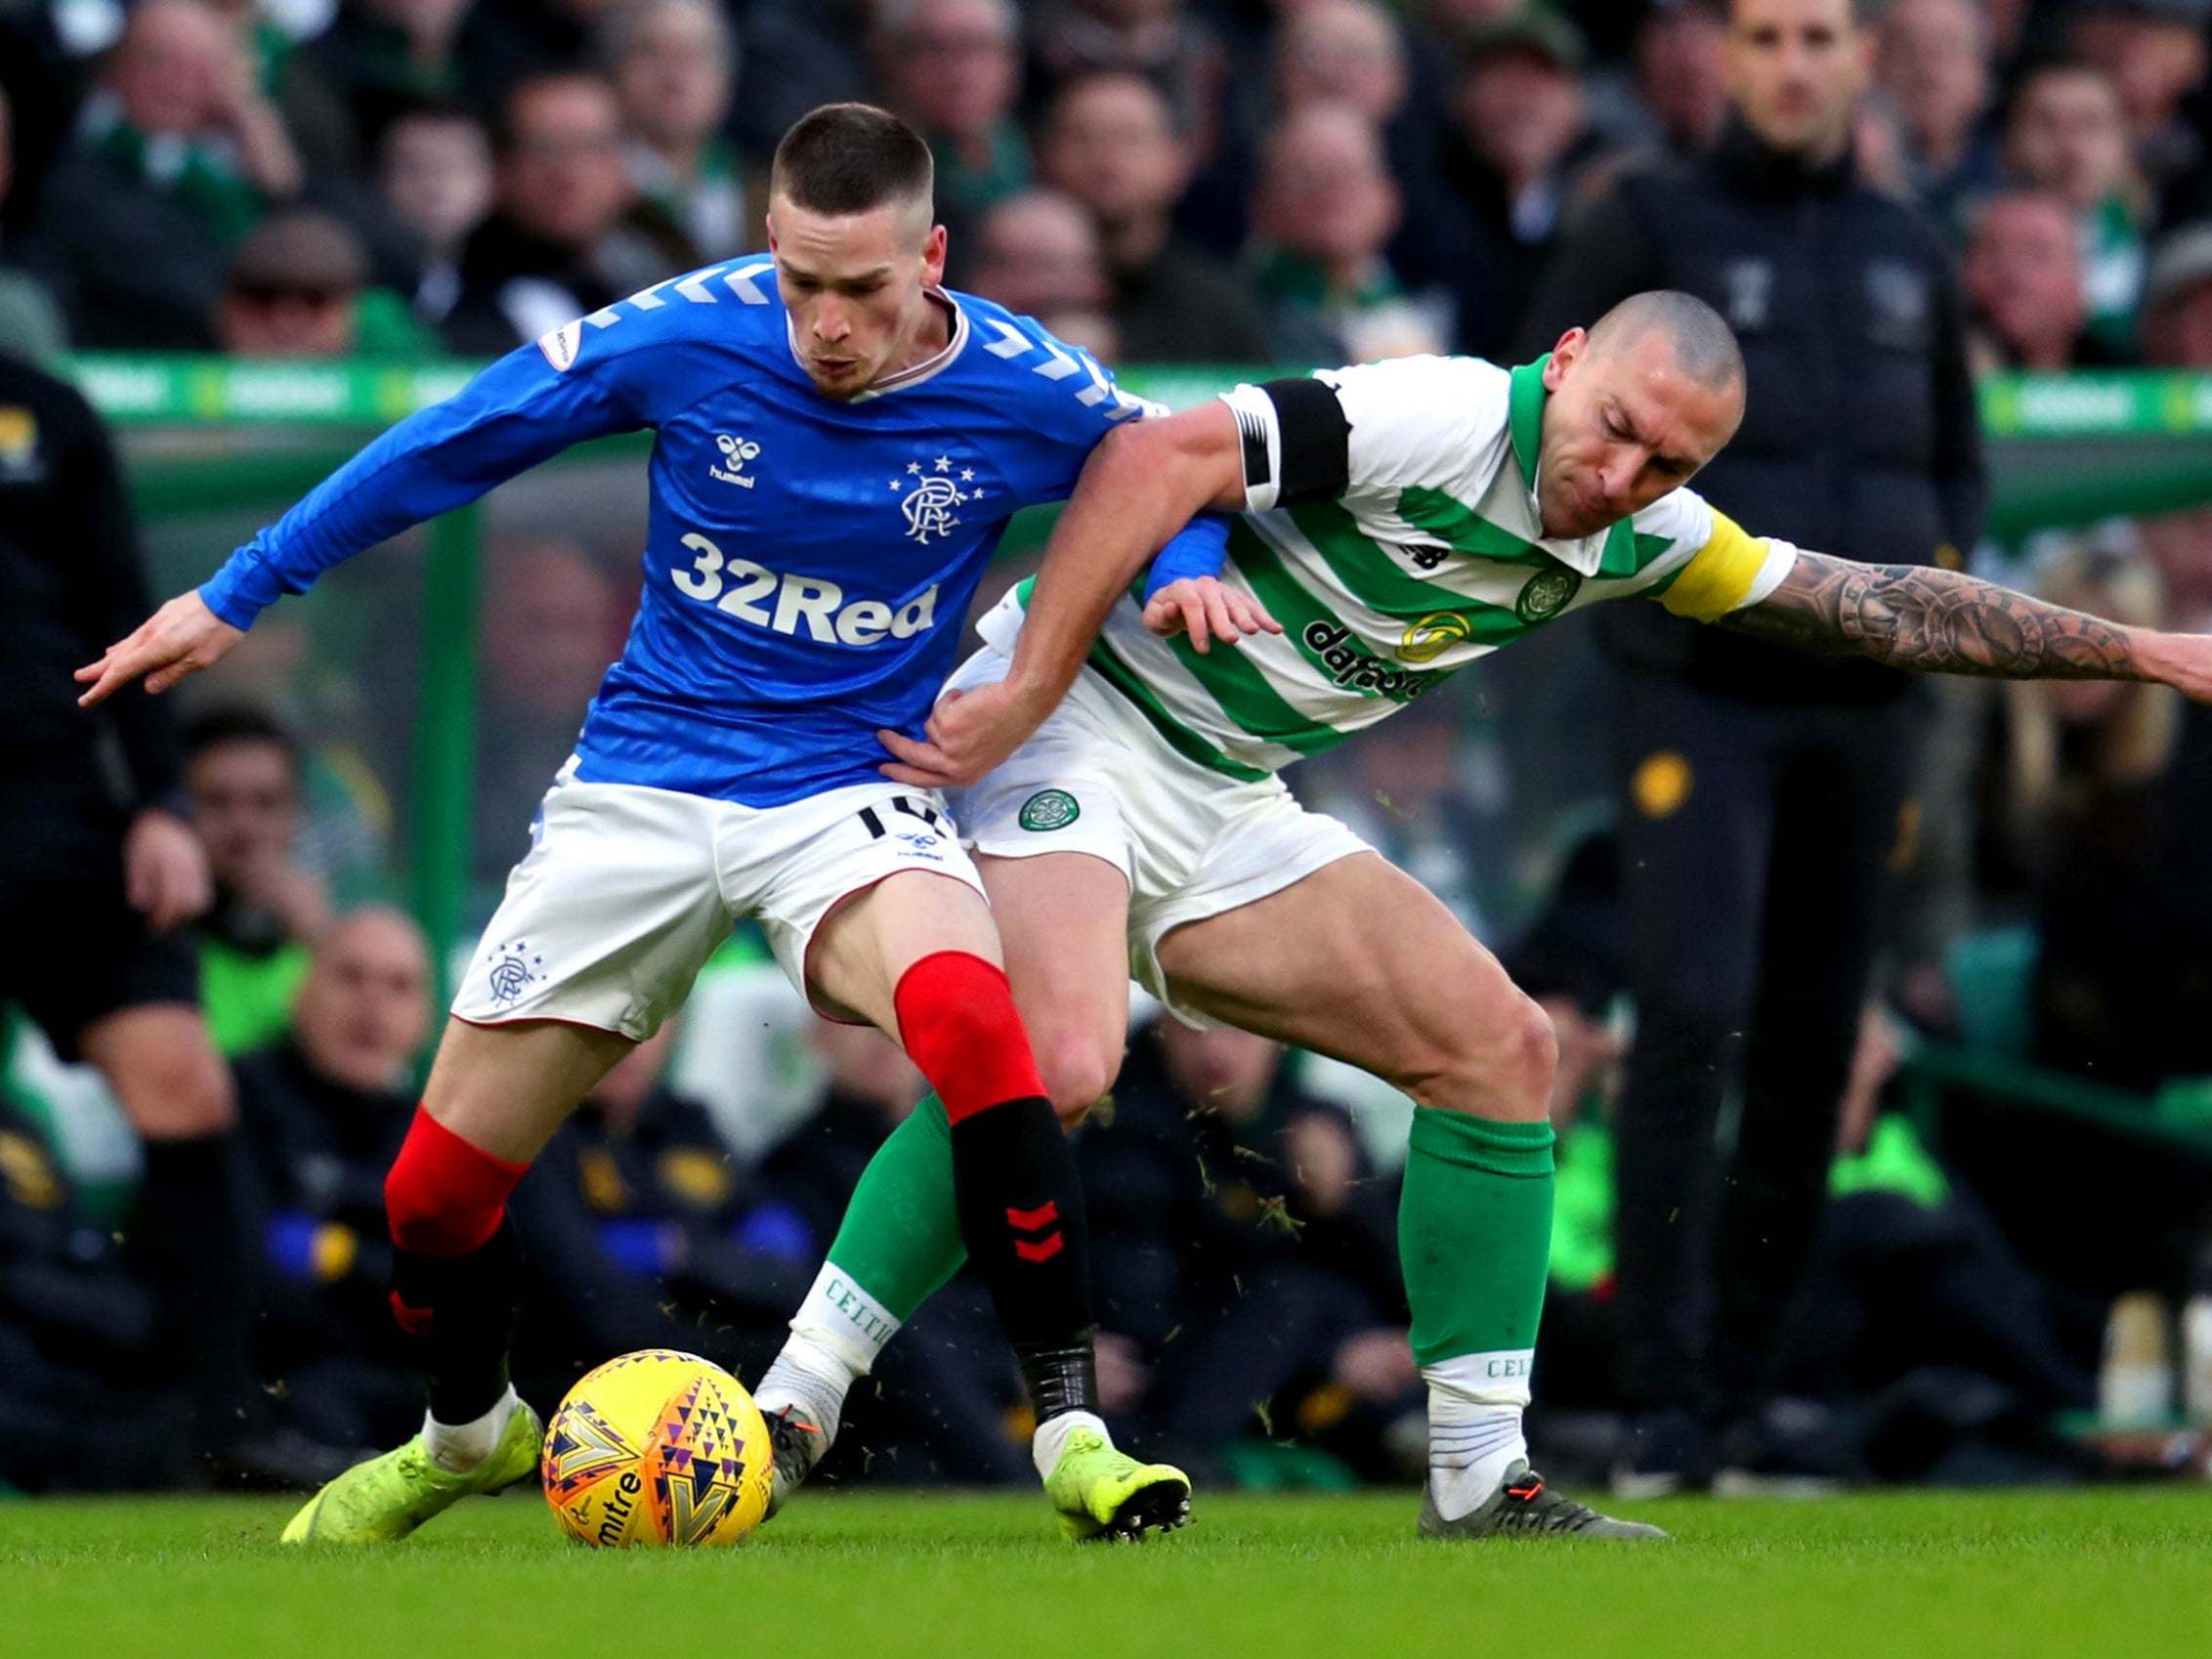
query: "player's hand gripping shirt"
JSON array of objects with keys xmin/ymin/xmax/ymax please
[
  {"xmin": 197, "ymin": 258, "xmax": 1167, "ymax": 807},
  {"xmin": 982, "ymin": 353, "xmax": 1799, "ymax": 780}
]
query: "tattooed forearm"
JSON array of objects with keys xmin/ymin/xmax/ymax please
[{"xmin": 1716, "ymin": 551, "xmax": 2148, "ymax": 681}]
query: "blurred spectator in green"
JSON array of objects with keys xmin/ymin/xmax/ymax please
[
  {"xmin": 2063, "ymin": 0, "xmax": 2209, "ymax": 218},
  {"xmin": 441, "ymin": 71, "xmax": 671, "ymax": 355},
  {"xmin": 1247, "ymin": 102, "xmax": 1451, "ymax": 364},
  {"xmin": 872, "ymin": 0, "xmax": 1030, "ymax": 245},
  {"xmin": 0, "ymin": 84, "xmax": 66, "ymax": 362},
  {"xmin": 196, "ymin": 0, "xmax": 357, "ymax": 176},
  {"xmin": 1268, "ymin": 0, "xmax": 1484, "ymax": 343},
  {"xmin": 2003, "ymin": 59, "xmax": 2148, "ymax": 355},
  {"xmin": 966, "ymin": 188, "xmax": 1113, "ymax": 343},
  {"xmin": 1442, "ymin": 6, "xmax": 1613, "ymax": 356},
  {"xmin": 213, "ymin": 205, "xmax": 440, "ymax": 357},
  {"xmin": 606, "ymin": 0, "xmax": 748, "ymax": 262},
  {"xmin": 186, "ymin": 706, "xmax": 330, "ymax": 1057},
  {"xmin": 1035, "ymin": 71, "xmax": 1274, "ymax": 362},
  {"xmin": 2141, "ymin": 222, "xmax": 2212, "ymax": 366},
  {"xmin": 372, "ymin": 104, "xmax": 493, "ymax": 326},
  {"xmin": 1874, "ymin": 0, "xmax": 1999, "ymax": 219},
  {"xmin": 26, "ymin": 0, "xmax": 306, "ymax": 347},
  {"xmin": 1960, "ymin": 188, "xmax": 2125, "ymax": 370}
]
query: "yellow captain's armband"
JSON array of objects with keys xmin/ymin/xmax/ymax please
[{"xmin": 1660, "ymin": 510, "xmax": 1773, "ymax": 622}]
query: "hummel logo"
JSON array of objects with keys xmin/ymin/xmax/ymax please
[{"xmin": 710, "ymin": 433, "xmax": 761, "ymax": 489}]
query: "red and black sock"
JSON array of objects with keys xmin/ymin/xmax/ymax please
[
  {"xmin": 384, "ymin": 1108, "xmax": 529, "ymax": 1425},
  {"xmin": 894, "ymin": 952, "xmax": 1099, "ymax": 1421}
]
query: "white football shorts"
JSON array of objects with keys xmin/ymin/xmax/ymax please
[
  {"xmin": 945, "ymin": 646, "xmax": 1371, "ymax": 1027},
  {"xmin": 451, "ymin": 760, "xmax": 983, "ymax": 1038}
]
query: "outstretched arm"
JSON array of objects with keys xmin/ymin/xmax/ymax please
[
  {"xmin": 1718, "ymin": 549, "xmax": 2212, "ymax": 699},
  {"xmin": 77, "ymin": 333, "xmax": 650, "ymax": 705}
]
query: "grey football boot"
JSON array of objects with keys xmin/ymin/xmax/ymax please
[
  {"xmin": 763, "ymin": 1404, "xmax": 831, "ymax": 1518},
  {"xmin": 1419, "ymin": 1460, "xmax": 1669, "ymax": 1541}
]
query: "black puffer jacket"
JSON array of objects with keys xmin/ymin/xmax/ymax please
[{"xmin": 1517, "ymin": 119, "xmax": 1986, "ymax": 703}]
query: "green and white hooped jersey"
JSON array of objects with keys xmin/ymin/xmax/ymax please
[{"xmin": 983, "ymin": 353, "xmax": 1800, "ymax": 781}]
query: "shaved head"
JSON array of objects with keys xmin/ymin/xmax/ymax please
[
  {"xmin": 1585, "ymin": 289, "xmax": 1745, "ymax": 391},
  {"xmin": 1532, "ymin": 291, "xmax": 1748, "ymax": 538}
]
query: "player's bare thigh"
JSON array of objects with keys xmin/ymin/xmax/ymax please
[
  {"xmin": 804, "ymin": 869, "xmax": 1007, "ymax": 1038},
  {"xmin": 421, "ymin": 1015, "xmax": 636, "ymax": 1164},
  {"xmin": 977, "ymin": 851, "xmax": 1134, "ymax": 1125},
  {"xmin": 1153, "ymin": 851, "xmax": 1555, "ymax": 1123}
]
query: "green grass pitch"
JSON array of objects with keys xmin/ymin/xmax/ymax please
[{"xmin": 8, "ymin": 1488, "xmax": 2210, "ymax": 1659}]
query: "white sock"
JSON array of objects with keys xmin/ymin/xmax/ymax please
[
  {"xmin": 425, "ymin": 1383, "xmax": 520, "ymax": 1474},
  {"xmin": 1031, "ymin": 1409, "xmax": 1110, "ymax": 1480},
  {"xmin": 750, "ymin": 1262, "xmax": 901, "ymax": 1442},
  {"xmin": 1425, "ymin": 1351, "xmax": 1533, "ymax": 1521},
  {"xmin": 752, "ymin": 1340, "xmax": 857, "ymax": 1447}
]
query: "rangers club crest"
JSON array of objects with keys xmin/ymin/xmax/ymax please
[
  {"xmin": 487, "ymin": 939, "xmax": 544, "ymax": 1005},
  {"xmin": 888, "ymin": 453, "xmax": 981, "ymax": 543}
]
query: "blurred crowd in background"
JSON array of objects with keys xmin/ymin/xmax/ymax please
[
  {"xmin": 6, "ymin": 0, "xmax": 2212, "ymax": 1498},
  {"xmin": 0, "ymin": 0, "xmax": 2208, "ymax": 371}
]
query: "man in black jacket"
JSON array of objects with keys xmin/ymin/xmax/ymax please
[
  {"xmin": 1515, "ymin": 0, "xmax": 1986, "ymax": 1492},
  {"xmin": 0, "ymin": 352, "xmax": 328, "ymax": 1485}
]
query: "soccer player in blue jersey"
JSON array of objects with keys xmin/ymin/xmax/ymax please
[{"xmin": 77, "ymin": 104, "xmax": 1264, "ymax": 1545}]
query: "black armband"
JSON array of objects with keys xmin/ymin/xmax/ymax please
[{"xmin": 1224, "ymin": 376, "xmax": 1350, "ymax": 509}]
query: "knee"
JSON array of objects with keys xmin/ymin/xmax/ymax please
[
  {"xmin": 116, "ymin": 1046, "xmax": 235, "ymax": 1139},
  {"xmin": 1397, "ymin": 993, "xmax": 1556, "ymax": 1124},
  {"xmin": 384, "ymin": 1112, "xmax": 521, "ymax": 1255},
  {"xmin": 1034, "ymin": 1034, "xmax": 1122, "ymax": 1130}
]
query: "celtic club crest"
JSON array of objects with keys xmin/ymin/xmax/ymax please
[
  {"xmin": 1017, "ymin": 788, "xmax": 1081, "ymax": 831},
  {"xmin": 1514, "ymin": 566, "xmax": 1582, "ymax": 623},
  {"xmin": 887, "ymin": 454, "xmax": 982, "ymax": 543}
]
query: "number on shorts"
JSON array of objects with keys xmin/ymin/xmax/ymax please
[{"xmin": 857, "ymin": 795, "xmax": 947, "ymax": 838}]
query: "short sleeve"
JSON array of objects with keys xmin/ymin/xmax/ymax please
[
  {"xmin": 978, "ymin": 308, "xmax": 1167, "ymax": 507},
  {"xmin": 1217, "ymin": 356, "xmax": 1499, "ymax": 512}
]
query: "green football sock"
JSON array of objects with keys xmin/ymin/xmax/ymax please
[
  {"xmin": 754, "ymin": 1094, "xmax": 971, "ymax": 1430},
  {"xmin": 825, "ymin": 1089, "xmax": 969, "ymax": 1324},
  {"xmin": 1399, "ymin": 1108, "xmax": 1555, "ymax": 1368}
]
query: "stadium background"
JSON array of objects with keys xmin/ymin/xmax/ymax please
[{"xmin": 5, "ymin": 0, "xmax": 2212, "ymax": 1501}]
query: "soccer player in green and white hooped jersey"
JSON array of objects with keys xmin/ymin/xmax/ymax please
[{"xmin": 751, "ymin": 289, "xmax": 2212, "ymax": 1538}]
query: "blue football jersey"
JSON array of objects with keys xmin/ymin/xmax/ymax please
[{"xmin": 199, "ymin": 256, "xmax": 1226, "ymax": 807}]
